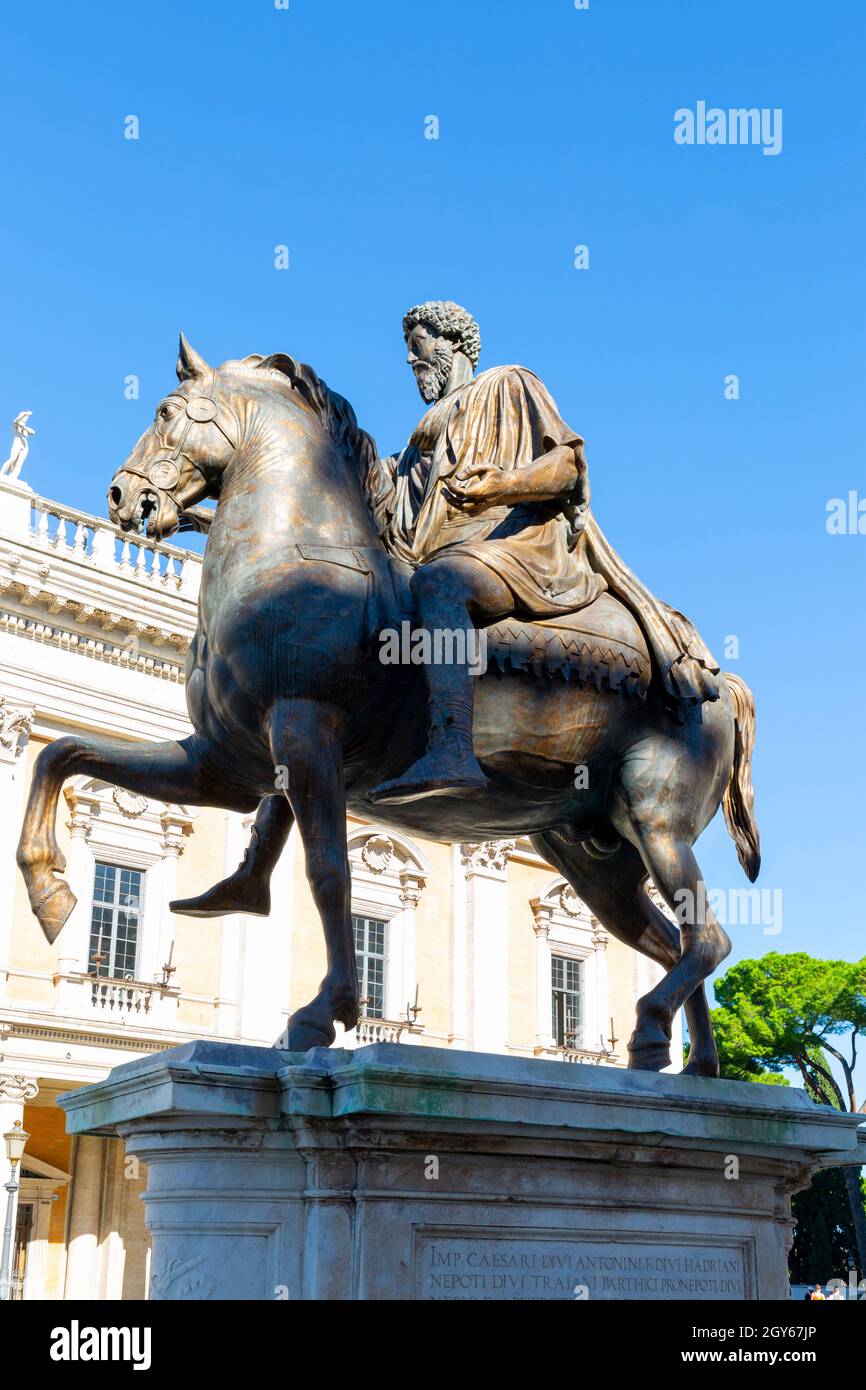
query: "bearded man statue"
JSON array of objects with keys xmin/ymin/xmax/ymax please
[{"xmin": 363, "ymin": 300, "xmax": 719, "ymax": 804}]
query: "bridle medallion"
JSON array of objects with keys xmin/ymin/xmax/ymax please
[
  {"xmin": 186, "ymin": 397, "xmax": 219, "ymax": 424},
  {"xmin": 148, "ymin": 460, "xmax": 181, "ymax": 490}
]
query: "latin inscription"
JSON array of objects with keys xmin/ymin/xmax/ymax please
[{"xmin": 417, "ymin": 1234, "xmax": 746, "ymax": 1300}]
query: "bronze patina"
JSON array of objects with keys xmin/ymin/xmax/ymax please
[{"xmin": 17, "ymin": 310, "xmax": 760, "ymax": 1076}]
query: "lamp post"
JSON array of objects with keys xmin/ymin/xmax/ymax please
[{"xmin": 0, "ymin": 1120, "xmax": 29, "ymax": 1301}]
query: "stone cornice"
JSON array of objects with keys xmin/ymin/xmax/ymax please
[
  {"xmin": 0, "ymin": 596, "xmax": 190, "ymax": 669},
  {"xmin": 59, "ymin": 1041, "xmax": 866, "ymax": 1168},
  {"xmin": 0, "ymin": 1010, "xmax": 227, "ymax": 1057}
]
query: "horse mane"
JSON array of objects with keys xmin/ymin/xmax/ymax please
[{"xmin": 249, "ymin": 352, "xmax": 379, "ymax": 492}]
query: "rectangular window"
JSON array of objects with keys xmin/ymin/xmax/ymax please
[
  {"xmin": 551, "ymin": 955, "xmax": 583, "ymax": 1048},
  {"xmin": 352, "ymin": 913, "xmax": 387, "ymax": 1019},
  {"xmin": 88, "ymin": 862, "xmax": 144, "ymax": 979}
]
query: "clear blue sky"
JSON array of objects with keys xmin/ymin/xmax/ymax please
[{"xmin": 2, "ymin": 1, "xmax": 864, "ymax": 1066}]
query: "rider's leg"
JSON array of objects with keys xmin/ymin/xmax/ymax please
[
  {"xmin": 170, "ymin": 794, "xmax": 294, "ymax": 917},
  {"xmin": 368, "ymin": 553, "xmax": 514, "ymax": 804}
]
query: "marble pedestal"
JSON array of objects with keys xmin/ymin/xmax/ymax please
[{"xmin": 60, "ymin": 1042, "xmax": 866, "ymax": 1302}]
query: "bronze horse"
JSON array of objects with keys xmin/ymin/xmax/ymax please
[{"xmin": 17, "ymin": 337, "xmax": 760, "ymax": 1073}]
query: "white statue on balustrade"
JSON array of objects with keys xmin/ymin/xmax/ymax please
[{"xmin": 1, "ymin": 412, "xmax": 35, "ymax": 479}]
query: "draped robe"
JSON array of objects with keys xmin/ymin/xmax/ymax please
[{"xmin": 364, "ymin": 365, "xmax": 720, "ymax": 706}]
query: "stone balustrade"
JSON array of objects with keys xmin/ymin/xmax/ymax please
[
  {"xmin": 88, "ymin": 975, "xmax": 156, "ymax": 1017},
  {"xmin": 533, "ymin": 1042, "xmax": 619, "ymax": 1066},
  {"xmin": 52, "ymin": 969, "xmax": 180, "ymax": 1028},
  {"xmin": 28, "ymin": 493, "xmax": 201, "ymax": 599},
  {"xmin": 352, "ymin": 1014, "xmax": 425, "ymax": 1046}
]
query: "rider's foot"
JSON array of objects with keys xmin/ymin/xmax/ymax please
[
  {"xmin": 367, "ymin": 744, "xmax": 487, "ymax": 805},
  {"xmin": 170, "ymin": 871, "xmax": 271, "ymax": 918}
]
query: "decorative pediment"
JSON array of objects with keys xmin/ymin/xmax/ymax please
[
  {"xmin": 530, "ymin": 876, "xmax": 606, "ymax": 950},
  {"xmin": 347, "ymin": 825, "xmax": 429, "ymax": 915},
  {"xmin": 21, "ymin": 1154, "xmax": 70, "ymax": 1183}
]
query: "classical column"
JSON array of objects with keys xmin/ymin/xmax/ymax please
[
  {"xmin": 54, "ymin": 789, "xmax": 100, "ymax": 1009},
  {"xmin": 269, "ymin": 820, "xmax": 295, "ymax": 1043},
  {"xmin": 215, "ymin": 812, "xmax": 247, "ymax": 1038},
  {"xmin": 159, "ymin": 811, "xmax": 190, "ymax": 946},
  {"xmin": 397, "ymin": 872, "xmax": 424, "ymax": 1023},
  {"xmin": 153, "ymin": 808, "xmax": 192, "ymax": 1013},
  {"xmin": 449, "ymin": 846, "xmax": 469, "ymax": 1049},
  {"xmin": 590, "ymin": 917, "xmax": 611, "ymax": 1056},
  {"xmin": 241, "ymin": 816, "xmax": 295, "ymax": 1044},
  {"xmin": 530, "ymin": 904, "xmax": 554, "ymax": 1052},
  {"xmin": 98, "ymin": 1140, "xmax": 129, "ymax": 1300},
  {"xmin": 63, "ymin": 1135, "xmax": 106, "ymax": 1300},
  {"xmin": 459, "ymin": 840, "xmax": 515, "ymax": 1054}
]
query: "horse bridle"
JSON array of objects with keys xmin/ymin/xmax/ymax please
[{"xmin": 118, "ymin": 371, "xmax": 238, "ymax": 515}]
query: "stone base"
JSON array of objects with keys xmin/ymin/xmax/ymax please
[{"xmin": 60, "ymin": 1042, "xmax": 866, "ymax": 1301}]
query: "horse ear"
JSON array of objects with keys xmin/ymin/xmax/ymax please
[{"xmin": 176, "ymin": 333, "xmax": 209, "ymax": 382}]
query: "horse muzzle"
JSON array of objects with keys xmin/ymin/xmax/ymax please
[{"xmin": 108, "ymin": 474, "xmax": 178, "ymax": 540}]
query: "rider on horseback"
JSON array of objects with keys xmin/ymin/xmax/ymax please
[
  {"xmin": 171, "ymin": 301, "xmax": 721, "ymax": 916},
  {"xmin": 365, "ymin": 300, "xmax": 719, "ymax": 804}
]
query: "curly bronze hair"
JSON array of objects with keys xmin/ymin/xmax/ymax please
[{"xmin": 402, "ymin": 301, "xmax": 481, "ymax": 368}]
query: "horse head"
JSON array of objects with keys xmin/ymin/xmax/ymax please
[
  {"xmin": 109, "ymin": 334, "xmax": 380, "ymax": 544},
  {"xmin": 108, "ymin": 334, "xmax": 239, "ymax": 541}
]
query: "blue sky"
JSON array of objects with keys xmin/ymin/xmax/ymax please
[{"xmin": 2, "ymin": 1, "xmax": 864, "ymax": 1066}]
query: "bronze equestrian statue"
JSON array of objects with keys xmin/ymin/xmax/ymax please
[{"xmin": 17, "ymin": 304, "xmax": 760, "ymax": 1076}]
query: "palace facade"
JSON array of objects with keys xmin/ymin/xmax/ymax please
[{"xmin": 0, "ymin": 471, "xmax": 680, "ymax": 1301}]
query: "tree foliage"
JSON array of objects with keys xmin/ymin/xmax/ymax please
[
  {"xmin": 788, "ymin": 1168, "xmax": 859, "ymax": 1286},
  {"xmin": 710, "ymin": 952, "xmax": 866, "ymax": 1281},
  {"xmin": 713, "ymin": 953, "xmax": 866, "ymax": 1110}
]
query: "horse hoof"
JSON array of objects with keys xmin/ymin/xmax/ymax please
[
  {"xmin": 35, "ymin": 882, "xmax": 77, "ymax": 944},
  {"xmin": 682, "ymin": 1056, "xmax": 720, "ymax": 1078},
  {"xmin": 285, "ymin": 1014, "xmax": 337, "ymax": 1051},
  {"xmin": 627, "ymin": 1041, "xmax": 672, "ymax": 1072}
]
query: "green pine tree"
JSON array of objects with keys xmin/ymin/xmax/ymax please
[{"xmin": 704, "ymin": 953, "xmax": 866, "ymax": 1282}]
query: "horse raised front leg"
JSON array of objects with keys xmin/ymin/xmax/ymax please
[
  {"xmin": 17, "ymin": 733, "xmax": 254, "ymax": 943},
  {"xmin": 269, "ymin": 699, "xmax": 358, "ymax": 1050}
]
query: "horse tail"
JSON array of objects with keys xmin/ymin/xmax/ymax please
[{"xmin": 721, "ymin": 672, "xmax": 761, "ymax": 882}]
